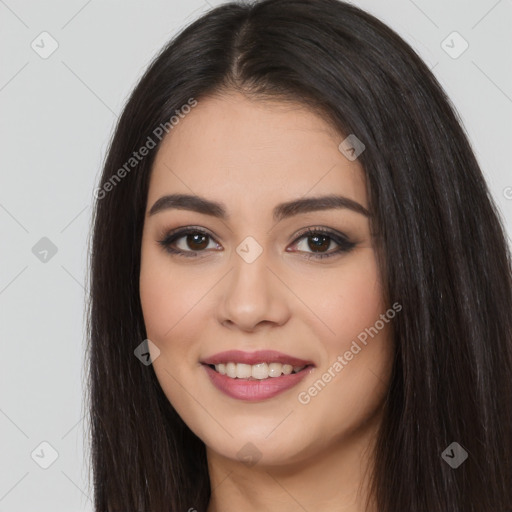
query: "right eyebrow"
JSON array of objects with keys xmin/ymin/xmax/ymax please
[{"xmin": 148, "ymin": 194, "xmax": 227, "ymax": 218}]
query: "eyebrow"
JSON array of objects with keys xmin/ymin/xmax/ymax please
[{"xmin": 148, "ymin": 193, "xmax": 370, "ymax": 221}]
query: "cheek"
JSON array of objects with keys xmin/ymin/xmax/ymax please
[
  {"xmin": 295, "ymin": 249, "xmax": 392, "ymax": 421},
  {"xmin": 297, "ymin": 248, "xmax": 386, "ymax": 352},
  {"xmin": 333, "ymin": 252, "xmax": 392, "ymax": 382},
  {"xmin": 139, "ymin": 248, "xmax": 204, "ymax": 402},
  {"xmin": 334, "ymin": 256, "xmax": 385, "ymax": 347},
  {"xmin": 139, "ymin": 246, "xmax": 202, "ymax": 344},
  {"xmin": 139, "ymin": 262, "xmax": 177, "ymax": 342}
]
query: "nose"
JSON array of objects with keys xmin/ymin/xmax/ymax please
[{"xmin": 215, "ymin": 248, "xmax": 291, "ymax": 332}]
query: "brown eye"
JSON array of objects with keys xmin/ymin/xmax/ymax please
[
  {"xmin": 290, "ymin": 227, "xmax": 355, "ymax": 259},
  {"xmin": 182, "ymin": 233, "xmax": 209, "ymax": 251},
  {"xmin": 158, "ymin": 228, "xmax": 221, "ymax": 258},
  {"xmin": 301, "ymin": 233, "xmax": 332, "ymax": 253}
]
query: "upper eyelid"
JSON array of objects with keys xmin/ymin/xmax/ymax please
[{"xmin": 294, "ymin": 226, "xmax": 350, "ymax": 240}]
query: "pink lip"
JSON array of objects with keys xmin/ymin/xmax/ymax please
[
  {"xmin": 202, "ymin": 364, "xmax": 314, "ymax": 402},
  {"xmin": 201, "ymin": 349, "xmax": 314, "ymax": 367}
]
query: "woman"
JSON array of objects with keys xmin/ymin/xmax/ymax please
[{"xmin": 86, "ymin": 0, "xmax": 512, "ymax": 510}]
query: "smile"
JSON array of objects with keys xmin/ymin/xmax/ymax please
[
  {"xmin": 211, "ymin": 362, "xmax": 307, "ymax": 379},
  {"xmin": 200, "ymin": 349, "xmax": 315, "ymax": 401}
]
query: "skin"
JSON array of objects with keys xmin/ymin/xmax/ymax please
[{"xmin": 139, "ymin": 91, "xmax": 395, "ymax": 512}]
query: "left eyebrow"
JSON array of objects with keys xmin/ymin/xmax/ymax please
[
  {"xmin": 147, "ymin": 193, "xmax": 370, "ymax": 220},
  {"xmin": 273, "ymin": 195, "xmax": 370, "ymax": 221}
]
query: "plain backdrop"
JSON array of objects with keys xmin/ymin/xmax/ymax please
[{"xmin": 0, "ymin": 0, "xmax": 511, "ymax": 510}]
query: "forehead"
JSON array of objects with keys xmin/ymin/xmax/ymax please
[{"xmin": 148, "ymin": 92, "xmax": 367, "ymax": 212}]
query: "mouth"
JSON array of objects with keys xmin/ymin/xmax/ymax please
[
  {"xmin": 200, "ymin": 350, "xmax": 315, "ymax": 401},
  {"xmin": 201, "ymin": 349, "xmax": 314, "ymax": 368},
  {"xmin": 204, "ymin": 362, "xmax": 313, "ymax": 380}
]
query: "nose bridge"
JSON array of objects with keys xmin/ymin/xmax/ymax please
[{"xmin": 216, "ymin": 237, "xmax": 289, "ymax": 330}]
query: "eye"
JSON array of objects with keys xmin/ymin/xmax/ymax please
[
  {"xmin": 157, "ymin": 227, "xmax": 220, "ymax": 258},
  {"xmin": 289, "ymin": 227, "xmax": 356, "ymax": 259},
  {"xmin": 157, "ymin": 226, "xmax": 355, "ymax": 260}
]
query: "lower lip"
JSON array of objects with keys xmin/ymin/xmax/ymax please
[{"xmin": 202, "ymin": 364, "xmax": 313, "ymax": 401}]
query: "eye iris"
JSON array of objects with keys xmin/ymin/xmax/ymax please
[
  {"xmin": 308, "ymin": 234, "xmax": 330, "ymax": 252},
  {"xmin": 187, "ymin": 233, "xmax": 208, "ymax": 250}
]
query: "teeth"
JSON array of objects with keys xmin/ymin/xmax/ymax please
[
  {"xmin": 213, "ymin": 362, "xmax": 306, "ymax": 379},
  {"xmin": 226, "ymin": 362, "xmax": 236, "ymax": 378},
  {"xmin": 268, "ymin": 362, "xmax": 283, "ymax": 377},
  {"xmin": 252, "ymin": 363, "xmax": 268, "ymax": 380},
  {"xmin": 283, "ymin": 364, "xmax": 293, "ymax": 375},
  {"xmin": 237, "ymin": 363, "xmax": 252, "ymax": 379}
]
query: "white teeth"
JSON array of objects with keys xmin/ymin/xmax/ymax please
[
  {"xmin": 268, "ymin": 362, "xmax": 283, "ymax": 377},
  {"xmin": 252, "ymin": 363, "xmax": 268, "ymax": 380},
  {"xmin": 226, "ymin": 362, "xmax": 237, "ymax": 378},
  {"xmin": 213, "ymin": 362, "xmax": 307, "ymax": 379},
  {"xmin": 282, "ymin": 364, "xmax": 293, "ymax": 375},
  {"xmin": 236, "ymin": 363, "xmax": 252, "ymax": 379}
]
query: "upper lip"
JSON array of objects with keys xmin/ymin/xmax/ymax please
[{"xmin": 201, "ymin": 350, "xmax": 314, "ymax": 367}]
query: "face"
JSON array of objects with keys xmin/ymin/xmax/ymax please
[{"xmin": 139, "ymin": 91, "xmax": 395, "ymax": 467}]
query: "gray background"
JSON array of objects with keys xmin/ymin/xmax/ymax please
[{"xmin": 1, "ymin": 0, "xmax": 511, "ymax": 510}]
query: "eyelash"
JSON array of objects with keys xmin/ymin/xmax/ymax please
[{"xmin": 157, "ymin": 226, "xmax": 355, "ymax": 260}]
